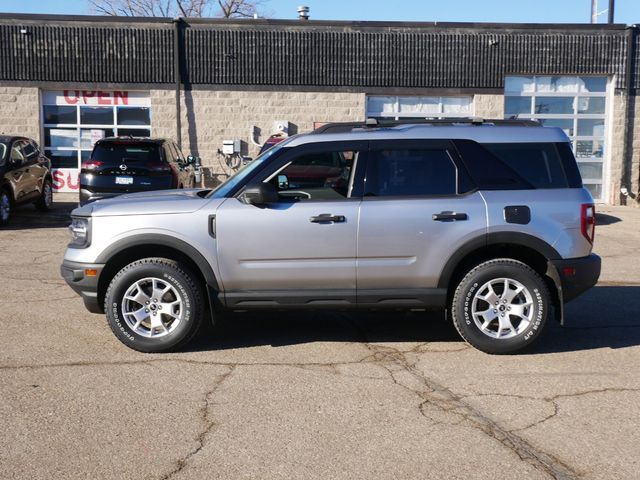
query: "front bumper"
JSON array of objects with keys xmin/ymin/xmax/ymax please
[
  {"xmin": 551, "ymin": 253, "xmax": 601, "ymax": 303},
  {"xmin": 60, "ymin": 260, "xmax": 105, "ymax": 313}
]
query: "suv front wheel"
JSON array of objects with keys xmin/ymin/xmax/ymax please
[
  {"xmin": 451, "ymin": 259, "xmax": 550, "ymax": 354},
  {"xmin": 105, "ymin": 258, "xmax": 204, "ymax": 352}
]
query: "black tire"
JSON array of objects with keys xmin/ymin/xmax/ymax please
[
  {"xmin": 105, "ymin": 257, "xmax": 204, "ymax": 353},
  {"xmin": 34, "ymin": 178, "xmax": 53, "ymax": 211},
  {"xmin": 451, "ymin": 258, "xmax": 550, "ymax": 355},
  {"xmin": 0, "ymin": 188, "xmax": 12, "ymax": 227}
]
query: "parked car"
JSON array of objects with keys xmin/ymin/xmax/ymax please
[
  {"xmin": 79, "ymin": 137, "xmax": 199, "ymax": 205},
  {"xmin": 61, "ymin": 119, "xmax": 600, "ymax": 354},
  {"xmin": 0, "ymin": 135, "xmax": 52, "ymax": 226}
]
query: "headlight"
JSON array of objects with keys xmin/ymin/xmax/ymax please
[{"xmin": 68, "ymin": 217, "xmax": 91, "ymax": 248}]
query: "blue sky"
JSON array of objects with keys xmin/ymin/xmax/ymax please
[{"xmin": 0, "ymin": 0, "xmax": 638, "ymax": 24}]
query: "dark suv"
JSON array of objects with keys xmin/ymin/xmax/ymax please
[
  {"xmin": 0, "ymin": 135, "xmax": 53, "ymax": 226},
  {"xmin": 79, "ymin": 137, "xmax": 198, "ymax": 205}
]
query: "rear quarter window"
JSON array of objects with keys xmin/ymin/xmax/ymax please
[{"xmin": 482, "ymin": 143, "xmax": 569, "ymax": 189}]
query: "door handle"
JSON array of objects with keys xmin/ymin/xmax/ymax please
[
  {"xmin": 310, "ymin": 214, "xmax": 346, "ymax": 223},
  {"xmin": 432, "ymin": 211, "xmax": 468, "ymax": 221}
]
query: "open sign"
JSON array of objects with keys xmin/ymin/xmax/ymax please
[{"xmin": 42, "ymin": 90, "xmax": 151, "ymax": 107}]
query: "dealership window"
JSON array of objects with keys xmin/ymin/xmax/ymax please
[
  {"xmin": 366, "ymin": 96, "xmax": 473, "ymax": 119},
  {"xmin": 41, "ymin": 90, "xmax": 152, "ymax": 192},
  {"xmin": 504, "ymin": 76, "xmax": 608, "ymax": 201}
]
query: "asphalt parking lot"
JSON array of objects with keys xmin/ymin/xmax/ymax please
[{"xmin": 1, "ymin": 194, "xmax": 640, "ymax": 480}]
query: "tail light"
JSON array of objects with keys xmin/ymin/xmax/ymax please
[
  {"xmin": 147, "ymin": 162, "xmax": 172, "ymax": 173},
  {"xmin": 81, "ymin": 159, "xmax": 103, "ymax": 170},
  {"xmin": 147, "ymin": 162, "xmax": 178, "ymax": 186},
  {"xmin": 581, "ymin": 203, "xmax": 596, "ymax": 244}
]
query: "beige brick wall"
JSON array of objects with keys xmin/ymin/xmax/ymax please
[
  {"xmin": 608, "ymin": 93, "xmax": 640, "ymax": 207},
  {"xmin": 473, "ymin": 94, "xmax": 504, "ymax": 119},
  {"xmin": 0, "ymin": 85, "xmax": 40, "ymax": 140},
  {"xmin": 631, "ymin": 95, "xmax": 640, "ymax": 207},
  {"xmin": 151, "ymin": 89, "xmax": 365, "ymax": 183},
  {"xmin": 608, "ymin": 92, "xmax": 627, "ymax": 205},
  {"xmin": 150, "ymin": 89, "xmax": 178, "ymax": 141}
]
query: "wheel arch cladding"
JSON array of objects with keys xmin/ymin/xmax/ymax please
[
  {"xmin": 438, "ymin": 232, "xmax": 561, "ymax": 311},
  {"xmin": 96, "ymin": 234, "xmax": 219, "ymax": 310}
]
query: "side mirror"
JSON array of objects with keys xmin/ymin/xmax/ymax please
[
  {"xmin": 240, "ymin": 182, "xmax": 278, "ymax": 206},
  {"xmin": 277, "ymin": 174, "xmax": 289, "ymax": 190},
  {"xmin": 187, "ymin": 155, "xmax": 201, "ymax": 167}
]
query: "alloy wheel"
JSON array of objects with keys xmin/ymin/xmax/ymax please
[
  {"xmin": 121, "ymin": 277, "xmax": 183, "ymax": 338},
  {"xmin": 471, "ymin": 277, "xmax": 534, "ymax": 339},
  {"xmin": 44, "ymin": 182, "xmax": 53, "ymax": 208},
  {"xmin": 0, "ymin": 193, "xmax": 10, "ymax": 223}
]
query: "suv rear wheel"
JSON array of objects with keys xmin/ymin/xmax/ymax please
[
  {"xmin": 34, "ymin": 178, "xmax": 53, "ymax": 211},
  {"xmin": 105, "ymin": 258, "xmax": 203, "ymax": 352},
  {"xmin": 451, "ymin": 259, "xmax": 550, "ymax": 354}
]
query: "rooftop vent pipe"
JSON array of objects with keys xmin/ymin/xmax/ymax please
[{"xmin": 297, "ymin": 5, "xmax": 310, "ymax": 20}]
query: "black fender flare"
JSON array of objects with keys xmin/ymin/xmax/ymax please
[
  {"xmin": 437, "ymin": 231, "xmax": 561, "ymax": 289},
  {"xmin": 95, "ymin": 234, "xmax": 219, "ymax": 290}
]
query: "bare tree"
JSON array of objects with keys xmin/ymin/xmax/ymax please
[
  {"xmin": 88, "ymin": 0, "xmax": 270, "ymax": 18},
  {"xmin": 215, "ymin": 0, "xmax": 269, "ymax": 18}
]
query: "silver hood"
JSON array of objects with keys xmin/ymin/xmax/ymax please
[{"xmin": 72, "ymin": 189, "xmax": 212, "ymax": 217}]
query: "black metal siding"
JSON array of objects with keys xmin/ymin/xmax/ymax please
[
  {"xmin": 0, "ymin": 23, "xmax": 174, "ymax": 83},
  {"xmin": 0, "ymin": 17, "xmax": 637, "ymax": 90},
  {"xmin": 185, "ymin": 28, "xmax": 631, "ymax": 89}
]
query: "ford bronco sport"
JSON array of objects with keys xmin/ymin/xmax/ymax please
[{"xmin": 61, "ymin": 119, "xmax": 601, "ymax": 354}]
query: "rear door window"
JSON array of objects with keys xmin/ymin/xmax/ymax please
[
  {"xmin": 21, "ymin": 141, "xmax": 39, "ymax": 165},
  {"xmin": 481, "ymin": 143, "xmax": 569, "ymax": 188},
  {"xmin": 92, "ymin": 143, "xmax": 160, "ymax": 166},
  {"xmin": 365, "ymin": 148, "xmax": 458, "ymax": 197},
  {"xmin": 454, "ymin": 140, "xmax": 531, "ymax": 190}
]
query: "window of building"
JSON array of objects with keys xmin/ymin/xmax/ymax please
[
  {"xmin": 41, "ymin": 90, "xmax": 151, "ymax": 192},
  {"xmin": 366, "ymin": 96, "xmax": 473, "ymax": 119},
  {"xmin": 504, "ymin": 76, "xmax": 609, "ymax": 201}
]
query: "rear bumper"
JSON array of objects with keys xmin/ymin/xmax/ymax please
[
  {"xmin": 60, "ymin": 260, "xmax": 105, "ymax": 313},
  {"xmin": 551, "ymin": 254, "xmax": 601, "ymax": 303}
]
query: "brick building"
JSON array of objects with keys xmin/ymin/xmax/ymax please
[{"xmin": 0, "ymin": 13, "xmax": 639, "ymax": 204}]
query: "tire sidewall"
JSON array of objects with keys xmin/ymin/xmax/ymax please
[
  {"xmin": 43, "ymin": 179, "xmax": 53, "ymax": 208},
  {"xmin": 454, "ymin": 261, "xmax": 548, "ymax": 354},
  {"xmin": 36, "ymin": 178, "xmax": 52, "ymax": 210},
  {"xmin": 106, "ymin": 261, "xmax": 201, "ymax": 352}
]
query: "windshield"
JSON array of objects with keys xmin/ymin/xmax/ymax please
[{"xmin": 207, "ymin": 138, "xmax": 292, "ymax": 198}]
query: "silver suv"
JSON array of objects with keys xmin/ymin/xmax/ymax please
[{"xmin": 61, "ymin": 119, "xmax": 601, "ymax": 354}]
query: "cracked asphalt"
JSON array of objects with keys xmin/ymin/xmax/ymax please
[{"xmin": 1, "ymin": 196, "xmax": 639, "ymax": 480}]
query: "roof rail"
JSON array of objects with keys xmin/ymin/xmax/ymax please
[{"xmin": 311, "ymin": 117, "xmax": 541, "ymax": 134}]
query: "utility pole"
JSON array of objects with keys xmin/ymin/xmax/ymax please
[
  {"xmin": 608, "ymin": 0, "xmax": 615, "ymax": 23},
  {"xmin": 591, "ymin": 0, "xmax": 615, "ymax": 24}
]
